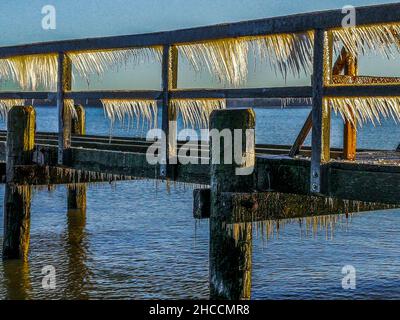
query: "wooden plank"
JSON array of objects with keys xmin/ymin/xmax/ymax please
[
  {"xmin": 170, "ymin": 87, "xmax": 312, "ymax": 99},
  {"xmin": 66, "ymin": 90, "xmax": 162, "ymax": 100},
  {"xmin": 217, "ymin": 191, "xmax": 397, "ymax": 223},
  {"xmin": 0, "ymin": 3, "xmax": 399, "ymax": 57},
  {"xmin": 0, "ymin": 92, "xmax": 53, "ymax": 100},
  {"xmin": 310, "ymin": 29, "xmax": 330, "ymax": 194},
  {"xmin": 0, "ymin": 87, "xmax": 313, "ymax": 101},
  {"xmin": 256, "ymin": 156, "xmax": 400, "ymax": 205},
  {"xmin": 288, "ymin": 110, "xmax": 312, "ymax": 157},
  {"xmin": 3, "ymin": 84, "xmax": 400, "ymax": 101},
  {"xmin": 324, "ymin": 85, "xmax": 400, "ymax": 97},
  {"xmin": 331, "ymin": 75, "xmax": 400, "ymax": 85}
]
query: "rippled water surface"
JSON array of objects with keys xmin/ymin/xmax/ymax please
[{"xmin": 1, "ymin": 106, "xmax": 400, "ymax": 299}]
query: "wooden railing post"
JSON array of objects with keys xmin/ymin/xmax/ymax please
[
  {"xmin": 290, "ymin": 31, "xmax": 333, "ymax": 158},
  {"xmin": 57, "ymin": 52, "xmax": 72, "ymax": 165},
  {"xmin": 3, "ymin": 105, "xmax": 35, "ymax": 260},
  {"xmin": 310, "ymin": 29, "xmax": 331, "ymax": 194},
  {"xmin": 343, "ymin": 53, "xmax": 358, "ymax": 161},
  {"xmin": 160, "ymin": 45, "xmax": 178, "ymax": 178}
]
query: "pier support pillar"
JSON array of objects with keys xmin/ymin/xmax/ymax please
[
  {"xmin": 3, "ymin": 105, "xmax": 35, "ymax": 260},
  {"xmin": 209, "ymin": 108, "xmax": 255, "ymax": 300},
  {"xmin": 67, "ymin": 105, "xmax": 87, "ymax": 211},
  {"xmin": 67, "ymin": 185, "xmax": 87, "ymax": 211}
]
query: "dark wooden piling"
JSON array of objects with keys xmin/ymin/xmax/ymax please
[
  {"xmin": 3, "ymin": 105, "xmax": 35, "ymax": 260},
  {"xmin": 67, "ymin": 105, "xmax": 87, "ymax": 211},
  {"xmin": 67, "ymin": 185, "xmax": 87, "ymax": 211},
  {"xmin": 209, "ymin": 108, "xmax": 255, "ymax": 300}
]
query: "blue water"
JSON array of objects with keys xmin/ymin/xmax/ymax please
[
  {"xmin": 2, "ymin": 105, "xmax": 399, "ymax": 149},
  {"xmin": 0, "ymin": 106, "xmax": 400, "ymax": 299}
]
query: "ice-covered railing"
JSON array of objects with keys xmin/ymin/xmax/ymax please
[{"xmin": 0, "ymin": 2, "xmax": 399, "ymax": 188}]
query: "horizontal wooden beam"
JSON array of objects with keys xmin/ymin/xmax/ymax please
[
  {"xmin": 2, "ymin": 84, "xmax": 400, "ymax": 101},
  {"xmin": 0, "ymin": 3, "xmax": 399, "ymax": 58},
  {"xmin": 0, "ymin": 87, "xmax": 312, "ymax": 101},
  {"xmin": 66, "ymin": 90, "xmax": 162, "ymax": 100},
  {"xmin": 324, "ymin": 85, "xmax": 400, "ymax": 97},
  {"xmin": 256, "ymin": 156, "xmax": 400, "ymax": 205},
  {"xmin": 0, "ymin": 92, "xmax": 54, "ymax": 100},
  {"xmin": 214, "ymin": 191, "xmax": 397, "ymax": 222},
  {"xmin": 170, "ymin": 87, "xmax": 312, "ymax": 99},
  {"xmin": 332, "ymin": 75, "xmax": 400, "ymax": 86}
]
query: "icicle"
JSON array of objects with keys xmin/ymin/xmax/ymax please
[
  {"xmin": 100, "ymin": 99, "xmax": 158, "ymax": 130},
  {"xmin": 178, "ymin": 32, "xmax": 313, "ymax": 87},
  {"xmin": 280, "ymin": 97, "xmax": 312, "ymax": 108},
  {"xmin": 332, "ymin": 23, "xmax": 400, "ymax": 58},
  {"xmin": 179, "ymin": 39, "xmax": 249, "ymax": 87},
  {"xmin": 0, "ymin": 99, "xmax": 25, "ymax": 120},
  {"xmin": 171, "ymin": 99, "xmax": 226, "ymax": 128},
  {"xmin": 328, "ymin": 96, "xmax": 400, "ymax": 128},
  {"xmin": 0, "ymin": 54, "xmax": 58, "ymax": 90},
  {"xmin": 64, "ymin": 99, "xmax": 78, "ymax": 119},
  {"xmin": 251, "ymin": 31, "xmax": 314, "ymax": 80},
  {"xmin": 0, "ymin": 47, "xmax": 162, "ymax": 91},
  {"xmin": 68, "ymin": 47, "xmax": 162, "ymax": 82}
]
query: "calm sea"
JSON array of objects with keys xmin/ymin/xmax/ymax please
[{"xmin": 1, "ymin": 106, "xmax": 400, "ymax": 299}]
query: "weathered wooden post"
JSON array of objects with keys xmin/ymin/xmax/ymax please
[
  {"xmin": 209, "ymin": 108, "xmax": 255, "ymax": 300},
  {"xmin": 3, "ymin": 105, "xmax": 35, "ymax": 260},
  {"xmin": 343, "ymin": 53, "xmax": 358, "ymax": 161},
  {"xmin": 57, "ymin": 53, "xmax": 72, "ymax": 165},
  {"xmin": 160, "ymin": 45, "xmax": 178, "ymax": 178},
  {"xmin": 67, "ymin": 105, "xmax": 87, "ymax": 210},
  {"xmin": 310, "ymin": 29, "xmax": 330, "ymax": 194}
]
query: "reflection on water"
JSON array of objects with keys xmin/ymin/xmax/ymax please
[
  {"xmin": 64, "ymin": 208, "xmax": 91, "ymax": 299},
  {"xmin": 0, "ymin": 180, "xmax": 400, "ymax": 299},
  {"xmin": 2, "ymin": 260, "xmax": 32, "ymax": 300}
]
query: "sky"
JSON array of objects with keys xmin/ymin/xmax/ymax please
[{"xmin": 0, "ymin": 0, "xmax": 398, "ymax": 90}]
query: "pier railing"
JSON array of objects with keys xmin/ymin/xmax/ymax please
[{"xmin": 1, "ymin": 2, "xmax": 400, "ymax": 192}]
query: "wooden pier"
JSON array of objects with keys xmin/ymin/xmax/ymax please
[{"xmin": 1, "ymin": 2, "xmax": 400, "ymax": 299}]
